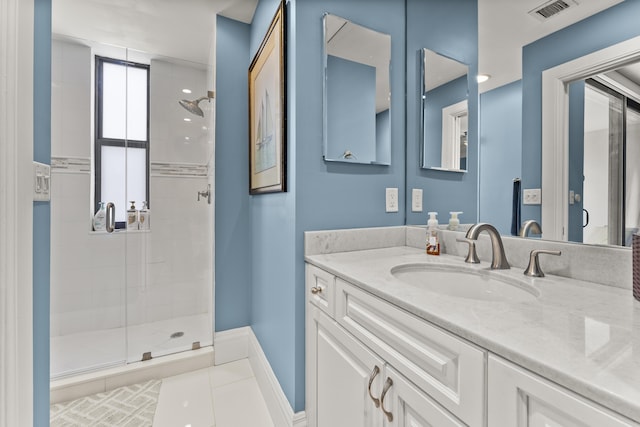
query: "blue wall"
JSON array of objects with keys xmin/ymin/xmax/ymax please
[
  {"xmin": 326, "ymin": 56, "xmax": 376, "ymax": 161},
  {"xmin": 215, "ymin": 16, "xmax": 252, "ymax": 332},
  {"xmin": 221, "ymin": 0, "xmax": 407, "ymax": 413},
  {"xmin": 478, "ymin": 81, "xmax": 522, "ymax": 235},
  {"xmin": 423, "ymin": 75, "xmax": 469, "ymax": 168},
  {"xmin": 521, "ymin": 0, "xmax": 640, "ymax": 222},
  {"xmin": 405, "ymin": 0, "xmax": 479, "ymax": 225},
  {"xmin": 34, "ymin": 0, "xmax": 52, "ymax": 425}
]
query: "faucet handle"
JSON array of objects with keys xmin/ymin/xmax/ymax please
[
  {"xmin": 456, "ymin": 238, "xmax": 480, "ymax": 264},
  {"xmin": 524, "ymin": 249, "xmax": 561, "ymax": 277}
]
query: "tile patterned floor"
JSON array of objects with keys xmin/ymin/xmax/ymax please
[{"xmin": 152, "ymin": 359, "xmax": 274, "ymax": 427}]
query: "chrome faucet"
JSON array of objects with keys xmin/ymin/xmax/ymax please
[
  {"xmin": 465, "ymin": 223, "xmax": 510, "ymax": 269},
  {"xmin": 519, "ymin": 220, "xmax": 542, "ymax": 238}
]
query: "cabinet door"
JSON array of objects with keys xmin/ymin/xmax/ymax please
[
  {"xmin": 488, "ymin": 355, "xmax": 639, "ymax": 427},
  {"xmin": 384, "ymin": 365, "xmax": 466, "ymax": 427},
  {"xmin": 307, "ymin": 305, "xmax": 385, "ymax": 427}
]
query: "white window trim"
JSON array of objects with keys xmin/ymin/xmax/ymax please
[{"xmin": 0, "ymin": 0, "xmax": 35, "ymax": 424}]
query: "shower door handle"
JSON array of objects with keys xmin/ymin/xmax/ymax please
[{"xmin": 106, "ymin": 202, "xmax": 115, "ymax": 233}]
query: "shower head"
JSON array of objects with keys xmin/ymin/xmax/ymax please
[{"xmin": 178, "ymin": 91, "xmax": 215, "ymax": 117}]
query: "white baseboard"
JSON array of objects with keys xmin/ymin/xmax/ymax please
[
  {"xmin": 215, "ymin": 326, "xmax": 307, "ymax": 427},
  {"xmin": 213, "ymin": 327, "xmax": 250, "ymax": 365}
]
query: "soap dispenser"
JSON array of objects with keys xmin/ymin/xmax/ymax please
[
  {"xmin": 138, "ymin": 201, "xmax": 150, "ymax": 231},
  {"xmin": 426, "ymin": 212, "xmax": 440, "ymax": 255},
  {"xmin": 448, "ymin": 211, "xmax": 463, "ymax": 231},
  {"xmin": 127, "ymin": 201, "xmax": 139, "ymax": 230},
  {"xmin": 93, "ymin": 201, "xmax": 106, "ymax": 232}
]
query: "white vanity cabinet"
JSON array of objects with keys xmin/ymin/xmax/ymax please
[
  {"xmin": 306, "ymin": 262, "xmax": 640, "ymax": 427},
  {"xmin": 306, "ymin": 264, "xmax": 485, "ymax": 427},
  {"xmin": 488, "ymin": 355, "xmax": 639, "ymax": 427}
]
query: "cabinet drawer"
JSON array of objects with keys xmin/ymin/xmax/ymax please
[
  {"xmin": 336, "ymin": 280, "xmax": 486, "ymax": 427},
  {"xmin": 488, "ymin": 355, "xmax": 639, "ymax": 427},
  {"xmin": 306, "ymin": 264, "xmax": 335, "ymax": 317}
]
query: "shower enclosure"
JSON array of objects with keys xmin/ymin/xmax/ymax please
[{"xmin": 50, "ymin": 36, "xmax": 214, "ymax": 379}]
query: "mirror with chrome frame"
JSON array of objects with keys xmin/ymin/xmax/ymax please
[
  {"xmin": 421, "ymin": 48, "xmax": 469, "ymax": 172},
  {"xmin": 322, "ymin": 13, "xmax": 391, "ymax": 165}
]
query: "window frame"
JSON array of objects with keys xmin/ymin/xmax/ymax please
[{"xmin": 94, "ymin": 55, "xmax": 150, "ymax": 229}]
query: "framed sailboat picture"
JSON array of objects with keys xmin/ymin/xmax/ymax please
[{"xmin": 249, "ymin": 1, "xmax": 286, "ymax": 194}]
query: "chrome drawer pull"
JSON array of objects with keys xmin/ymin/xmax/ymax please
[
  {"xmin": 380, "ymin": 377, "xmax": 393, "ymax": 422},
  {"xmin": 310, "ymin": 286, "xmax": 322, "ymax": 295},
  {"xmin": 367, "ymin": 365, "xmax": 381, "ymax": 407}
]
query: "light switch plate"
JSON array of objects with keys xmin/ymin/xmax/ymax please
[
  {"xmin": 523, "ymin": 188, "xmax": 541, "ymax": 205},
  {"xmin": 33, "ymin": 161, "xmax": 51, "ymax": 202},
  {"xmin": 412, "ymin": 188, "xmax": 423, "ymax": 212},
  {"xmin": 386, "ymin": 188, "xmax": 398, "ymax": 212}
]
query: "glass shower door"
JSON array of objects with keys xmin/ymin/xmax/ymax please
[
  {"xmin": 125, "ymin": 50, "xmax": 214, "ymax": 364},
  {"xmin": 49, "ymin": 39, "xmax": 129, "ymax": 379}
]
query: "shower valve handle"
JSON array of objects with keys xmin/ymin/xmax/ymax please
[{"xmin": 197, "ymin": 184, "xmax": 211, "ymax": 204}]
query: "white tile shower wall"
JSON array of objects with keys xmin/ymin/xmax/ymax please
[
  {"xmin": 51, "ymin": 38, "xmax": 91, "ymax": 159},
  {"xmin": 150, "ymin": 58, "xmax": 212, "ymax": 165},
  {"xmin": 50, "ymin": 38, "xmax": 213, "ymax": 338}
]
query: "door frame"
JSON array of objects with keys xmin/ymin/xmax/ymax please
[
  {"xmin": 541, "ymin": 34, "xmax": 640, "ymax": 240},
  {"xmin": 0, "ymin": 0, "xmax": 35, "ymax": 424}
]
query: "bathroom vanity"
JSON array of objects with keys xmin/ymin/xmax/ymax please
[{"xmin": 304, "ymin": 227, "xmax": 640, "ymax": 427}]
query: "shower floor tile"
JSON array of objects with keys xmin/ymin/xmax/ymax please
[{"xmin": 51, "ymin": 313, "xmax": 212, "ymax": 379}]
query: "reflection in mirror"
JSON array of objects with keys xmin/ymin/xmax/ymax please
[
  {"xmin": 323, "ymin": 13, "xmax": 391, "ymax": 165},
  {"xmin": 567, "ymin": 68, "xmax": 640, "ymax": 247},
  {"xmin": 421, "ymin": 48, "xmax": 469, "ymax": 172}
]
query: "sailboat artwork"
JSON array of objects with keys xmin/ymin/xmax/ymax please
[
  {"xmin": 248, "ymin": 1, "xmax": 285, "ymax": 194},
  {"xmin": 254, "ymin": 89, "xmax": 277, "ymax": 174}
]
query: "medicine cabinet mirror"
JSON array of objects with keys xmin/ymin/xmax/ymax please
[
  {"xmin": 322, "ymin": 13, "xmax": 391, "ymax": 165},
  {"xmin": 421, "ymin": 48, "xmax": 469, "ymax": 172}
]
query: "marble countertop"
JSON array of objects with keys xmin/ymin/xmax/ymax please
[{"xmin": 305, "ymin": 246, "xmax": 640, "ymax": 422}]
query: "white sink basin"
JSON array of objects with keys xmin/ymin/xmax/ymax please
[{"xmin": 391, "ymin": 263, "xmax": 539, "ymax": 302}]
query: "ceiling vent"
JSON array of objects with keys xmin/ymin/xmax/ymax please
[{"xmin": 529, "ymin": 0, "xmax": 578, "ymax": 21}]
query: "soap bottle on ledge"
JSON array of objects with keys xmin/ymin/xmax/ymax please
[
  {"xmin": 426, "ymin": 211, "xmax": 440, "ymax": 255},
  {"xmin": 93, "ymin": 201, "xmax": 106, "ymax": 232},
  {"xmin": 448, "ymin": 211, "xmax": 463, "ymax": 231},
  {"xmin": 138, "ymin": 201, "xmax": 150, "ymax": 230},
  {"xmin": 127, "ymin": 201, "xmax": 139, "ymax": 230}
]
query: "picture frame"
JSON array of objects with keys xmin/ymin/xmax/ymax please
[{"xmin": 248, "ymin": 1, "xmax": 286, "ymax": 194}]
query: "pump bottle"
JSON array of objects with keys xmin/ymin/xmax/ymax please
[
  {"xmin": 426, "ymin": 212, "xmax": 440, "ymax": 255},
  {"xmin": 448, "ymin": 211, "xmax": 463, "ymax": 231}
]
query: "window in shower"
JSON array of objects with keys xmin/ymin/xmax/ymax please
[{"xmin": 95, "ymin": 56, "xmax": 150, "ymax": 227}]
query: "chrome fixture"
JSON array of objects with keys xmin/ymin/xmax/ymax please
[
  {"xmin": 456, "ymin": 238, "xmax": 480, "ymax": 264},
  {"xmin": 465, "ymin": 223, "xmax": 510, "ymax": 269},
  {"xmin": 105, "ymin": 202, "xmax": 115, "ymax": 233},
  {"xmin": 519, "ymin": 220, "xmax": 542, "ymax": 237},
  {"xmin": 524, "ymin": 249, "xmax": 561, "ymax": 277},
  {"xmin": 179, "ymin": 90, "xmax": 215, "ymax": 117},
  {"xmin": 197, "ymin": 184, "xmax": 211, "ymax": 204}
]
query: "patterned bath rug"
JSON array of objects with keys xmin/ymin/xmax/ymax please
[{"xmin": 50, "ymin": 379, "xmax": 162, "ymax": 427}]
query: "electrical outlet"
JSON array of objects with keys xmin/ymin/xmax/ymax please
[
  {"xmin": 386, "ymin": 188, "xmax": 398, "ymax": 212},
  {"xmin": 412, "ymin": 189, "xmax": 423, "ymax": 212},
  {"xmin": 523, "ymin": 188, "xmax": 541, "ymax": 205},
  {"xmin": 33, "ymin": 161, "xmax": 51, "ymax": 202}
]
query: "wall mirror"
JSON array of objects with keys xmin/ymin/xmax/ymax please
[
  {"xmin": 541, "ymin": 38, "xmax": 640, "ymax": 247},
  {"xmin": 421, "ymin": 48, "xmax": 469, "ymax": 172},
  {"xmin": 322, "ymin": 13, "xmax": 391, "ymax": 165}
]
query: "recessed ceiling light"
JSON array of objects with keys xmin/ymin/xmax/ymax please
[
  {"xmin": 477, "ymin": 74, "xmax": 491, "ymax": 83},
  {"xmin": 182, "ymin": 89, "xmax": 192, "ymax": 94},
  {"xmin": 184, "ymin": 118, "xmax": 191, "ymax": 122}
]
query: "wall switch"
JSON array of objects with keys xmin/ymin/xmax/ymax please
[
  {"xmin": 523, "ymin": 188, "xmax": 541, "ymax": 205},
  {"xmin": 33, "ymin": 161, "xmax": 51, "ymax": 202},
  {"xmin": 411, "ymin": 188, "xmax": 423, "ymax": 212},
  {"xmin": 386, "ymin": 188, "xmax": 399, "ymax": 212}
]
